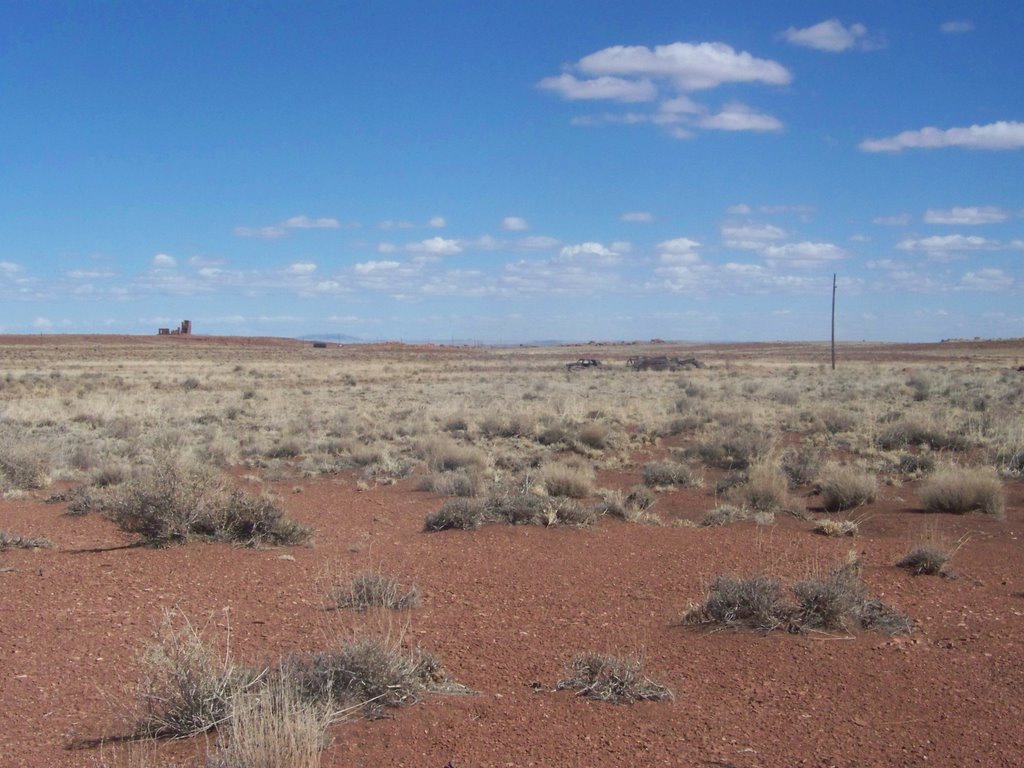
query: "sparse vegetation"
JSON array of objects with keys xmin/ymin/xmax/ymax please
[
  {"xmin": 642, "ymin": 461, "xmax": 701, "ymax": 488},
  {"xmin": 423, "ymin": 498, "xmax": 487, "ymax": 531},
  {"xmin": 332, "ymin": 570, "xmax": 420, "ymax": 611},
  {"xmin": 817, "ymin": 465, "xmax": 877, "ymax": 512},
  {"xmin": 919, "ymin": 466, "xmax": 1005, "ymax": 517},
  {"xmin": 897, "ymin": 546, "xmax": 950, "ymax": 576},
  {"xmin": 556, "ymin": 653, "xmax": 672, "ymax": 704},
  {"xmin": 0, "ymin": 530, "xmax": 53, "ymax": 550}
]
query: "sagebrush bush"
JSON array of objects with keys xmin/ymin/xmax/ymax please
[
  {"xmin": 418, "ymin": 437, "xmax": 486, "ymax": 472},
  {"xmin": 781, "ymin": 445, "xmax": 822, "ymax": 487},
  {"xmin": 577, "ymin": 423, "xmax": 611, "ymax": 450},
  {"xmin": 542, "ymin": 463, "xmax": 594, "ymax": 498},
  {"xmin": 897, "ymin": 546, "xmax": 949, "ymax": 576},
  {"xmin": 733, "ymin": 461, "xmax": 788, "ymax": 512},
  {"xmin": 818, "ymin": 465, "xmax": 877, "ymax": 512},
  {"xmin": 919, "ymin": 466, "xmax": 1004, "ymax": 517},
  {"xmin": 0, "ymin": 439, "xmax": 51, "ymax": 492},
  {"xmin": 682, "ymin": 575, "xmax": 789, "ymax": 632},
  {"xmin": 694, "ymin": 426, "xmax": 772, "ymax": 470},
  {"xmin": 813, "ymin": 518, "xmax": 858, "ymax": 537},
  {"xmin": 876, "ymin": 419, "xmax": 968, "ymax": 452},
  {"xmin": 556, "ymin": 654, "xmax": 672, "ymax": 704},
  {"xmin": 597, "ymin": 488, "xmax": 660, "ymax": 525},
  {"xmin": 643, "ymin": 462, "xmax": 701, "ymax": 488},
  {"xmin": 423, "ymin": 498, "xmax": 487, "ymax": 531},
  {"xmin": 333, "ymin": 570, "xmax": 420, "ymax": 611}
]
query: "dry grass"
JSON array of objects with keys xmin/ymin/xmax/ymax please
[
  {"xmin": 556, "ymin": 653, "xmax": 672, "ymax": 704},
  {"xmin": 541, "ymin": 462, "xmax": 594, "ymax": 498},
  {"xmin": 817, "ymin": 464, "xmax": 878, "ymax": 512},
  {"xmin": 919, "ymin": 466, "xmax": 1005, "ymax": 517},
  {"xmin": 732, "ymin": 460, "xmax": 788, "ymax": 512},
  {"xmin": 0, "ymin": 530, "xmax": 53, "ymax": 550},
  {"xmin": 332, "ymin": 570, "xmax": 421, "ymax": 611}
]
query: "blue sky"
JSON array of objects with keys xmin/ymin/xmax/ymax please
[{"xmin": 2, "ymin": 1, "xmax": 1022, "ymax": 342}]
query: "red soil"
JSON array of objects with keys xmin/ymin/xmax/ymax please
[{"xmin": 3, "ymin": 469, "xmax": 1023, "ymax": 768}]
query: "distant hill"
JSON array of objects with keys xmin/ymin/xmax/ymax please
[{"xmin": 297, "ymin": 333, "xmax": 363, "ymax": 344}]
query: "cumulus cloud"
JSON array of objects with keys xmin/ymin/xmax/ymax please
[
  {"xmin": 557, "ymin": 242, "xmax": 621, "ymax": 265},
  {"xmin": 656, "ymin": 237, "xmax": 701, "ymax": 264},
  {"xmin": 781, "ymin": 19, "xmax": 872, "ymax": 52},
  {"xmin": 285, "ymin": 262, "xmax": 317, "ymax": 275},
  {"xmin": 861, "ymin": 121, "xmax": 1024, "ymax": 152},
  {"xmin": 0, "ymin": 261, "xmax": 24, "ymax": 275},
  {"xmin": 923, "ymin": 206, "xmax": 1009, "ymax": 225},
  {"xmin": 283, "ymin": 215, "xmax": 340, "ymax": 229},
  {"xmin": 376, "ymin": 242, "xmax": 398, "ymax": 254},
  {"xmin": 33, "ymin": 317, "xmax": 54, "ymax": 329},
  {"xmin": 940, "ymin": 20, "xmax": 974, "ymax": 34},
  {"xmin": 406, "ymin": 237, "xmax": 463, "ymax": 256},
  {"xmin": 959, "ymin": 268, "xmax": 1011, "ymax": 291},
  {"xmin": 575, "ymin": 42, "xmax": 791, "ymax": 91},
  {"xmin": 697, "ymin": 102, "xmax": 783, "ymax": 132},
  {"xmin": 722, "ymin": 223, "xmax": 787, "ymax": 250},
  {"xmin": 873, "ymin": 213, "xmax": 911, "ymax": 226},
  {"xmin": 152, "ymin": 253, "xmax": 177, "ymax": 268},
  {"xmin": 354, "ymin": 260, "xmax": 401, "ymax": 274},
  {"xmin": 501, "ymin": 216, "xmax": 529, "ymax": 231},
  {"xmin": 536, "ymin": 73, "xmax": 657, "ymax": 102},
  {"xmin": 761, "ymin": 241, "xmax": 845, "ymax": 266},
  {"xmin": 621, "ymin": 211, "xmax": 654, "ymax": 223},
  {"xmin": 428, "ymin": 216, "xmax": 447, "ymax": 228}
]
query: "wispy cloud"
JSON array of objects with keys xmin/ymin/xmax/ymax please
[
  {"xmin": 923, "ymin": 206, "xmax": 1008, "ymax": 225},
  {"xmin": 860, "ymin": 121, "xmax": 1024, "ymax": 152},
  {"xmin": 501, "ymin": 216, "xmax": 529, "ymax": 231},
  {"xmin": 940, "ymin": 20, "xmax": 974, "ymax": 34},
  {"xmin": 406, "ymin": 237, "xmax": 463, "ymax": 256},
  {"xmin": 151, "ymin": 253, "xmax": 177, "ymax": 268},
  {"xmin": 873, "ymin": 213, "xmax": 911, "ymax": 226},
  {"xmin": 621, "ymin": 211, "xmax": 654, "ymax": 223}
]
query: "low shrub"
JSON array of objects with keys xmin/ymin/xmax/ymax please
[
  {"xmin": 876, "ymin": 419, "xmax": 968, "ymax": 452},
  {"xmin": 418, "ymin": 437, "xmax": 486, "ymax": 472},
  {"xmin": 919, "ymin": 466, "xmax": 1004, "ymax": 517},
  {"xmin": 597, "ymin": 488, "xmax": 660, "ymax": 525},
  {"xmin": 897, "ymin": 546, "xmax": 949, "ymax": 576},
  {"xmin": 577, "ymin": 423, "xmax": 611, "ymax": 450},
  {"xmin": 0, "ymin": 439, "xmax": 51, "ymax": 492},
  {"xmin": 333, "ymin": 570, "xmax": 420, "ymax": 611},
  {"xmin": 813, "ymin": 518, "xmax": 858, "ymax": 537},
  {"xmin": 817, "ymin": 465, "xmax": 877, "ymax": 512},
  {"xmin": 681, "ymin": 575, "xmax": 790, "ymax": 632},
  {"xmin": 556, "ymin": 654, "xmax": 672, "ymax": 704},
  {"xmin": 819, "ymin": 407, "xmax": 857, "ymax": 434},
  {"xmin": 897, "ymin": 453, "xmax": 936, "ymax": 477},
  {"xmin": 416, "ymin": 469, "xmax": 482, "ymax": 498},
  {"xmin": 694, "ymin": 426, "xmax": 773, "ymax": 470},
  {"xmin": 733, "ymin": 461, "xmax": 788, "ymax": 512},
  {"xmin": 542, "ymin": 463, "xmax": 594, "ymax": 498},
  {"xmin": 781, "ymin": 445, "xmax": 822, "ymax": 487},
  {"xmin": 642, "ymin": 462, "xmax": 701, "ymax": 488},
  {"xmin": 423, "ymin": 498, "xmax": 487, "ymax": 531}
]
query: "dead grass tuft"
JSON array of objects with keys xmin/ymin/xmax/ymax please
[
  {"xmin": 541, "ymin": 463, "xmax": 594, "ymax": 498},
  {"xmin": 556, "ymin": 653, "xmax": 672, "ymax": 704},
  {"xmin": 332, "ymin": 570, "xmax": 420, "ymax": 611},
  {"xmin": 919, "ymin": 466, "xmax": 1004, "ymax": 517},
  {"xmin": 817, "ymin": 464, "xmax": 877, "ymax": 512},
  {"xmin": 0, "ymin": 530, "xmax": 53, "ymax": 550}
]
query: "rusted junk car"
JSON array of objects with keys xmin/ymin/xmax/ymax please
[{"xmin": 566, "ymin": 358, "xmax": 602, "ymax": 371}]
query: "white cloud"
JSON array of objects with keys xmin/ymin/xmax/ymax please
[
  {"xmin": 610, "ymin": 241, "xmax": 633, "ymax": 254},
  {"xmin": 897, "ymin": 234, "xmax": 1000, "ymax": 253},
  {"xmin": 406, "ymin": 237, "xmax": 463, "ymax": 256},
  {"xmin": 518, "ymin": 235, "xmax": 561, "ymax": 250},
  {"xmin": 234, "ymin": 225, "xmax": 286, "ymax": 239},
  {"xmin": 283, "ymin": 215, "xmax": 340, "ymax": 229},
  {"xmin": 66, "ymin": 269, "xmax": 115, "ymax": 279},
  {"xmin": 873, "ymin": 213, "xmax": 911, "ymax": 226},
  {"xmin": 727, "ymin": 204, "xmax": 752, "ymax": 215},
  {"xmin": 536, "ymin": 73, "xmax": 657, "ymax": 102},
  {"xmin": 376, "ymin": 242, "xmax": 398, "ymax": 254},
  {"xmin": 923, "ymin": 206, "xmax": 1009, "ymax": 225},
  {"xmin": 576, "ymin": 42, "xmax": 791, "ymax": 91},
  {"xmin": 557, "ymin": 242, "xmax": 621, "ymax": 265},
  {"xmin": 621, "ymin": 211, "xmax": 654, "ymax": 223},
  {"xmin": 959, "ymin": 268, "xmax": 1011, "ymax": 291},
  {"xmin": 428, "ymin": 216, "xmax": 447, "ymax": 228},
  {"xmin": 761, "ymin": 241, "xmax": 845, "ymax": 266},
  {"xmin": 1, "ymin": 261, "xmax": 25, "ymax": 275},
  {"xmin": 657, "ymin": 237, "xmax": 701, "ymax": 264},
  {"xmin": 697, "ymin": 102, "xmax": 783, "ymax": 132},
  {"xmin": 861, "ymin": 121, "xmax": 1024, "ymax": 152},
  {"xmin": 33, "ymin": 317, "xmax": 53, "ymax": 329},
  {"xmin": 354, "ymin": 260, "xmax": 401, "ymax": 274},
  {"xmin": 940, "ymin": 20, "xmax": 974, "ymax": 34},
  {"xmin": 152, "ymin": 253, "xmax": 177, "ymax": 268},
  {"xmin": 501, "ymin": 216, "xmax": 529, "ymax": 231},
  {"xmin": 781, "ymin": 19, "xmax": 870, "ymax": 52},
  {"xmin": 722, "ymin": 223, "xmax": 787, "ymax": 250},
  {"xmin": 285, "ymin": 262, "xmax": 317, "ymax": 275}
]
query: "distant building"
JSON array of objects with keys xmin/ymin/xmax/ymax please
[{"xmin": 158, "ymin": 320, "xmax": 192, "ymax": 335}]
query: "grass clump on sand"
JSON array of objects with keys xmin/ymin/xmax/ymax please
[
  {"xmin": 332, "ymin": 570, "xmax": 420, "ymax": 611},
  {"xmin": 541, "ymin": 462, "xmax": 594, "ymax": 498},
  {"xmin": 104, "ymin": 460, "xmax": 311, "ymax": 547},
  {"xmin": 897, "ymin": 546, "xmax": 950, "ymax": 576},
  {"xmin": 556, "ymin": 653, "xmax": 672, "ymax": 704},
  {"xmin": 817, "ymin": 465, "xmax": 877, "ymax": 512},
  {"xmin": 0, "ymin": 438, "xmax": 51, "ymax": 493},
  {"xmin": 812, "ymin": 518, "xmax": 859, "ymax": 537},
  {"xmin": 642, "ymin": 462, "xmax": 702, "ymax": 489},
  {"xmin": 423, "ymin": 498, "xmax": 487, "ymax": 531},
  {"xmin": 919, "ymin": 466, "xmax": 1004, "ymax": 518},
  {"xmin": 682, "ymin": 559, "xmax": 910, "ymax": 636}
]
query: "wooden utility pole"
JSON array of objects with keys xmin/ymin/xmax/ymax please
[{"xmin": 831, "ymin": 273, "xmax": 837, "ymax": 370}]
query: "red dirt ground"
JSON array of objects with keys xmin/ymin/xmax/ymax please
[
  {"xmin": 3, "ymin": 337, "xmax": 1024, "ymax": 767},
  {"xmin": 3, "ymin": 467, "xmax": 1024, "ymax": 767}
]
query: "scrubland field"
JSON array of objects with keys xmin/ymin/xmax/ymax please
[{"xmin": 2, "ymin": 335, "xmax": 1024, "ymax": 768}]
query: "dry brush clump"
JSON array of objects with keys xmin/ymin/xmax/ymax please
[
  {"xmin": 918, "ymin": 465, "xmax": 1005, "ymax": 518},
  {"xmin": 0, "ymin": 530, "xmax": 53, "ymax": 550},
  {"xmin": 682, "ymin": 560, "xmax": 910, "ymax": 635},
  {"xmin": 731, "ymin": 460, "xmax": 788, "ymax": 513},
  {"xmin": 556, "ymin": 653, "xmax": 672, "ymax": 704},
  {"xmin": 103, "ymin": 460, "xmax": 311, "ymax": 547},
  {"xmin": 817, "ymin": 464, "xmax": 878, "ymax": 512},
  {"xmin": 642, "ymin": 461, "xmax": 702, "ymax": 489},
  {"xmin": 541, "ymin": 462, "xmax": 595, "ymax": 498},
  {"xmin": 332, "ymin": 570, "xmax": 420, "ymax": 612},
  {"xmin": 0, "ymin": 436, "xmax": 51, "ymax": 493},
  {"xmin": 596, "ymin": 487, "xmax": 660, "ymax": 525}
]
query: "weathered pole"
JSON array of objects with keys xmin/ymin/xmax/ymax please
[{"xmin": 831, "ymin": 273, "xmax": 837, "ymax": 370}]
